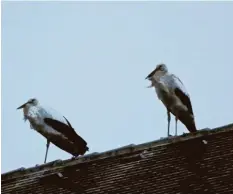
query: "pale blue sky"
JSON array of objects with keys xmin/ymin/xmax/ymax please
[{"xmin": 2, "ymin": 2, "xmax": 233, "ymax": 173}]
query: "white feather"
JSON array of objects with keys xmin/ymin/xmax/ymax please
[
  {"xmin": 25, "ymin": 104, "xmax": 68, "ymax": 137},
  {"xmin": 159, "ymin": 74, "xmax": 189, "ymax": 97}
]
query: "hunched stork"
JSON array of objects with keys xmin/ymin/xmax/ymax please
[
  {"xmin": 145, "ymin": 63, "xmax": 206, "ymax": 144},
  {"xmin": 17, "ymin": 98, "xmax": 89, "ymax": 163}
]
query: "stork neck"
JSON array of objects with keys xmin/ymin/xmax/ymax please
[{"xmin": 152, "ymin": 71, "xmax": 168, "ymax": 81}]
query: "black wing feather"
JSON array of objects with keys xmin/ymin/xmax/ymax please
[
  {"xmin": 44, "ymin": 117, "xmax": 88, "ymax": 154},
  {"xmin": 63, "ymin": 116, "xmax": 72, "ymax": 128},
  {"xmin": 174, "ymin": 88, "xmax": 194, "ymax": 115}
]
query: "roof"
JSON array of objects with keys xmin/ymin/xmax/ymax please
[{"xmin": 2, "ymin": 123, "xmax": 233, "ymax": 194}]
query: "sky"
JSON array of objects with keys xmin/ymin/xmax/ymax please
[{"xmin": 2, "ymin": 1, "xmax": 233, "ymax": 173}]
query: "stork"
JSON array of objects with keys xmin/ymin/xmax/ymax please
[
  {"xmin": 17, "ymin": 98, "xmax": 89, "ymax": 163},
  {"xmin": 145, "ymin": 64, "xmax": 207, "ymax": 144}
]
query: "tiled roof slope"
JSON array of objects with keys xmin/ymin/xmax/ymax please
[{"xmin": 2, "ymin": 123, "xmax": 233, "ymax": 194}]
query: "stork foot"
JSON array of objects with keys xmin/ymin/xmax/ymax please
[
  {"xmin": 181, "ymin": 132, "xmax": 190, "ymax": 137},
  {"xmin": 71, "ymin": 156, "xmax": 76, "ymax": 160},
  {"xmin": 71, "ymin": 155, "xmax": 80, "ymax": 160},
  {"xmin": 167, "ymin": 134, "xmax": 174, "ymax": 139}
]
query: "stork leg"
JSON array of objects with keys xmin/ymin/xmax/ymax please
[
  {"xmin": 167, "ymin": 110, "xmax": 171, "ymax": 137},
  {"xmin": 44, "ymin": 140, "xmax": 50, "ymax": 164},
  {"xmin": 175, "ymin": 116, "xmax": 178, "ymax": 136}
]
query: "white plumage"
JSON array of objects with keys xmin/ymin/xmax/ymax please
[
  {"xmin": 17, "ymin": 98, "xmax": 89, "ymax": 163},
  {"xmin": 23, "ymin": 103, "xmax": 67, "ymax": 135}
]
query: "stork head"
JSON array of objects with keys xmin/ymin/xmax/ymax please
[
  {"xmin": 145, "ymin": 63, "xmax": 168, "ymax": 88},
  {"xmin": 17, "ymin": 98, "xmax": 39, "ymax": 109}
]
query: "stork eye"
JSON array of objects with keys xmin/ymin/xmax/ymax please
[{"xmin": 29, "ymin": 99, "xmax": 35, "ymax": 104}]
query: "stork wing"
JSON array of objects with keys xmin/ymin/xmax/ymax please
[
  {"xmin": 63, "ymin": 116, "xmax": 73, "ymax": 128},
  {"xmin": 161, "ymin": 74, "xmax": 194, "ymax": 116},
  {"xmin": 171, "ymin": 74, "xmax": 194, "ymax": 115},
  {"xmin": 44, "ymin": 117, "xmax": 88, "ymax": 154},
  {"xmin": 174, "ymin": 87, "xmax": 194, "ymax": 115}
]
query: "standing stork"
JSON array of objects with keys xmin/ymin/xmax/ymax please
[
  {"xmin": 17, "ymin": 98, "xmax": 89, "ymax": 163},
  {"xmin": 145, "ymin": 63, "xmax": 201, "ymax": 139}
]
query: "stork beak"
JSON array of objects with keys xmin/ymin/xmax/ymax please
[{"xmin": 17, "ymin": 102, "xmax": 27, "ymax": 109}]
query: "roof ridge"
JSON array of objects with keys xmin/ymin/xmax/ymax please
[{"xmin": 2, "ymin": 123, "xmax": 233, "ymax": 180}]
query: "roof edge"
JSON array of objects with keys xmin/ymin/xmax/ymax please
[{"xmin": 2, "ymin": 123, "xmax": 233, "ymax": 180}]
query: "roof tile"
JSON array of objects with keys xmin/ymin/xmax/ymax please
[{"xmin": 2, "ymin": 123, "xmax": 233, "ymax": 194}]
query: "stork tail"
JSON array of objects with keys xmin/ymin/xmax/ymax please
[
  {"xmin": 184, "ymin": 120, "xmax": 197, "ymax": 133},
  {"xmin": 179, "ymin": 112, "xmax": 208, "ymax": 144},
  {"xmin": 178, "ymin": 111, "xmax": 197, "ymax": 133}
]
